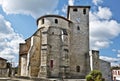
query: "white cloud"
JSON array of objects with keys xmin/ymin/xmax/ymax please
[
  {"xmin": 111, "ymin": 49, "xmax": 120, "ymax": 59},
  {"xmin": 96, "ymin": 6, "xmax": 112, "ymax": 20},
  {"xmin": 116, "ymin": 50, "xmax": 120, "ymax": 58},
  {"xmin": 112, "ymin": 49, "xmax": 117, "ymax": 52},
  {"xmin": 62, "ymin": 5, "xmax": 67, "ymax": 14},
  {"xmin": 68, "ymin": 0, "xmax": 75, "ymax": 6},
  {"xmin": 0, "ymin": 0, "xmax": 3, "ymax": 5},
  {"xmin": 94, "ymin": 41, "xmax": 112, "ymax": 49},
  {"xmin": 118, "ymin": 50, "xmax": 120, "ymax": 53},
  {"xmin": 90, "ymin": 6, "xmax": 120, "ymax": 50},
  {"xmin": 92, "ymin": 0, "xmax": 103, "ymax": 5},
  {"xmin": 0, "ymin": 14, "xmax": 25, "ymax": 65},
  {"xmin": 0, "ymin": 0, "xmax": 59, "ymax": 18},
  {"xmin": 117, "ymin": 54, "xmax": 120, "ymax": 57},
  {"xmin": 90, "ymin": 6, "xmax": 112, "ymax": 20},
  {"xmin": 100, "ymin": 56, "xmax": 120, "ymax": 66}
]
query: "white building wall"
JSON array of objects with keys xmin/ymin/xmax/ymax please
[
  {"xmin": 112, "ymin": 70, "xmax": 120, "ymax": 80},
  {"xmin": 21, "ymin": 54, "xmax": 27, "ymax": 76}
]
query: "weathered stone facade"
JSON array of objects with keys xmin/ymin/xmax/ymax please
[
  {"xmin": 89, "ymin": 50, "xmax": 112, "ymax": 81},
  {"xmin": 0, "ymin": 57, "xmax": 7, "ymax": 69},
  {"xmin": 18, "ymin": 37, "xmax": 31, "ymax": 76},
  {"xmin": 100, "ymin": 59, "xmax": 112, "ymax": 81},
  {"xmin": 0, "ymin": 57, "xmax": 12, "ymax": 77},
  {"xmin": 19, "ymin": 6, "xmax": 91, "ymax": 79},
  {"xmin": 18, "ymin": 5, "xmax": 111, "ymax": 80},
  {"xmin": 89, "ymin": 50, "xmax": 100, "ymax": 70}
]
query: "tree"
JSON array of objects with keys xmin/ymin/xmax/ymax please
[{"xmin": 86, "ymin": 70, "xmax": 104, "ymax": 81}]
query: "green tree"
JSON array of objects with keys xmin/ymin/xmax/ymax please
[{"xmin": 86, "ymin": 70, "xmax": 103, "ymax": 81}]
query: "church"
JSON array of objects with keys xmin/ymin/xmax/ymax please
[{"xmin": 18, "ymin": 6, "xmax": 111, "ymax": 81}]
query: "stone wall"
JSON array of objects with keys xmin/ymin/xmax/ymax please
[
  {"xmin": 89, "ymin": 50, "xmax": 100, "ymax": 70},
  {"xmin": 99, "ymin": 59, "xmax": 112, "ymax": 81},
  {"xmin": 18, "ymin": 38, "xmax": 31, "ymax": 76},
  {"xmin": 0, "ymin": 68, "xmax": 9, "ymax": 77},
  {"xmin": 0, "ymin": 59, "xmax": 7, "ymax": 69},
  {"xmin": 68, "ymin": 6, "xmax": 90, "ymax": 78},
  {"xmin": 21, "ymin": 54, "xmax": 27, "ymax": 76},
  {"xmin": 37, "ymin": 16, "xmax": 70, "ymax": 29},
  {"xmin": 18, "ymin": 6, "xmax": 112, "ymax": 80},
  {"xmin": 29, "ymin": 30, "xmax": 41, "ymax": 77},
  {"xmin": 0, "ymin": 58, "xmax": 12, "ymax": 77},
  {"xmin": 89, "ymin": 50, "xmax": 112, "ymax": 81},
  {"xmin": 38, "ymin": 15, "xmax": 70, "ymax": 78}
]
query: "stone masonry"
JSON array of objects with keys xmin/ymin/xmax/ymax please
[
  {"xmin": 19, "ymin": 6, "xmax": 91, "ymax": 79},
  {"xmin": 18, "ymin": 5, "xmax": 112, "ymax": 81}
]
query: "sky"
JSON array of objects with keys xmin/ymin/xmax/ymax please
[{"xmin": 0, "ymin": 0, "xmax": 120, "ymax": 67}]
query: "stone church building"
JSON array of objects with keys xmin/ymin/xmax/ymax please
[{"xmin": 18, "ymin": 6, "xmax": 111, "ymax": 80}]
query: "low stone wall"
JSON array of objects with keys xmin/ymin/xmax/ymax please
[
  {"xmin": 15, "ymin": 76, "xmax": 86, "ymax": 81},
  {"xmin": 64, "ymin": 79, "xmax": 86, "ymax": 81},
  {"xmin": 0, "ymin": 68, "xmax": 9, "ymax": 77}
]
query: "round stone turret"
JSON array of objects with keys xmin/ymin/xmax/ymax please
[{"xmin": 37, "ymin": 15, "xmax": 72, "ymax": 29}]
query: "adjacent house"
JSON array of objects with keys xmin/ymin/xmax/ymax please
[
  {"xmin": 0, "ymin": 57, "xmax": 12, "ymax": 77},
  {"xmin": 112, "ymin": 67, "xmax": 120, "ymax": 81}
]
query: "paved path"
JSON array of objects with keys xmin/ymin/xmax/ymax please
[
  {"xmin": 0, "ymin": 77, "xmax": 86, "ymax": 81},
  {"xmin": 0, "ymin": 77, "xmax": 34, "ymax": 81}
]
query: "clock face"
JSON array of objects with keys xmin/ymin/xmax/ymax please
[{"xmin": 76, "ymin": 17, "xmax": 80, "ymax": 23}]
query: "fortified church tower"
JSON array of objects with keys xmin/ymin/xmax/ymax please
[
  {"xmin": 37, "ymin": 6, "xmax": 90, "ymax": 78},
  {"xmin": 19, "ymin": 6, "xmax": 90, "ymax": 79}
]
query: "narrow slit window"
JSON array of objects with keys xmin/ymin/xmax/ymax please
[
  {"xmin": 76, "ymin": 66, "xmax": 80, "ymax": 72},
  {"xmin": 64, "ymin": 49, "xmax": 69, "ymax": 52},
  {"xmin": 52, "ymin": 32, "xmax": 54, "ymax": 34},
  {"xmin": 55, "ymin": 19, "xmax": 58, "ymax": 24},
  {"xmin": 77, "ymin": 26, "xmax": 80, "ymax": 30},
  {"xmin": 41, "ymin": 18, "xmax": 44, "ymax": 24},
  {"xmin": 50, "ymin": 60, "xmax": 53, "ymax": 69},
  {"xmin": 73, "ymin": 8, "xmax": 78, "ymax": 12},
  {"xmin": 50, "ymin": 45, "xmax": 52, "ymax": 48},
  {"xmin": 83, "ymin": 8, "xmax": 86, "ymax": 14}
]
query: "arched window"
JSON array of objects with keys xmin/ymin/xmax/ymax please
[
  {"xmin": 41, "ymin": 18, "xmax": 44, "ymax": 24},
  {"xmin": 55, "ymin": 19, "xmax": 58, "ymax": 24},
  {"xmin": 76, "ymin": 66, "xmax": 80, "ymax": 72},
  {"xmin": 77, "ymin": 26, "xmax": 80, "ymax": 30}
]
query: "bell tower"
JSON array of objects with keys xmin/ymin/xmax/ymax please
[{"xmin": 68, "ymin": 6, "xmax": 90, "ymax": 78}]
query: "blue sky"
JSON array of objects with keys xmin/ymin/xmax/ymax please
[{"xmin": 0, "ymin": 0, "xmax": 120, "ymax": 66}]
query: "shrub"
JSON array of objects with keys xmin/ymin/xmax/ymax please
[
  {"xmin": 86, "ymin": 70, "xmax": 103, "ymax": 81},
  {"xmin": 86, "ymin": 74, "xmax": 94, "ymax": 81}
]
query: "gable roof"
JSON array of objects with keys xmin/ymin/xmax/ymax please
[{"xmin": 0, "ymin": 57, "xmax": 7, "ymax": 61}]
